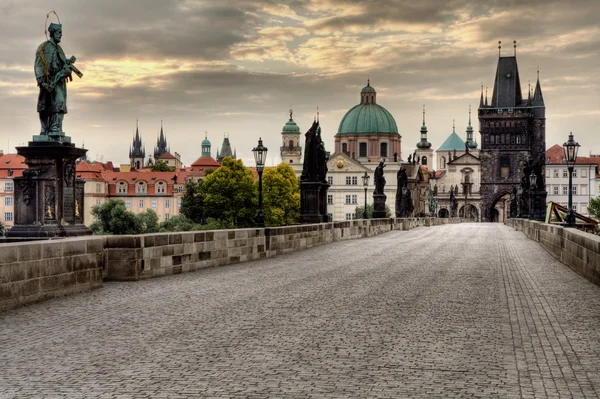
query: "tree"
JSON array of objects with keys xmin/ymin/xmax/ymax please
[
  {"xmin": 90, "ymin": 199, "xmax": 142, "ymax": 235},
  {"xmin": 354, "ymin": 203, "xmax": 392, "ymax": 219},
  {"xmin": 202, "ymin": 157, "xmax": 257, "ymax": 227},
  {"xmin": 150, "ymin": 160, "xmax": 175, "ymax": 172},
  {"xmin": 159, "ymin": 214, "xmax": 200, "ymax": 232},
  {"xmin": 588, "ymin": 196, "xmax": 600, "ymax": 235},
  {"xmin": 180, "ymin": 181, "xmax": 205, "ymax": 224},
  {"xmin": 262, "ymin": 163, "xmax": 300, "ymax": 226},
  {"xmin": 137, "ymin": 209, "xmax": 159, "ymax": 234},
  {"xmin": 0, "ymin": 221, "xmax": 5, "ymax": 237}
]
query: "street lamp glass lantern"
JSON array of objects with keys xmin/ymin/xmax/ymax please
[
  {"xmin": 252, "ymin": 137, "xmax": 268, "ymax": 172},
  {"xmin": 563, "ymin": 132, "xmax": 580, "ymax": 167},
  {"xmin": 529, "ymin": 171, "xmax": 537, "ymax": 189},
  {"xmin": 361, "ymin": 172, "xmax": 369, "ymax": 187}
]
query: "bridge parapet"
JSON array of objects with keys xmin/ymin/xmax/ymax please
[
  {"xmin": 1, "ymin": 217, "xmax": 457, "ymax": 311},
  {"xmin": 505, "ymin": 219, "xmax": 600, "ymax": 286}
]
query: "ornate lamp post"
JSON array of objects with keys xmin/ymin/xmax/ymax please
[
  {"xmin": 563, "ymin": 132, "xmax": 580, "ymax": 227},
  {"xmin": 529, "ymin": 171, "xmax": 537, "ymax": 220},
  {"xmin": 252, "ymin": 138, "xmax": 268, "ymax": 228},
  {"xmin": 361, "ymin": 172, "xmax": 370, "ymax": 219}
]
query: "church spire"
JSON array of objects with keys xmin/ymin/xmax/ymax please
[
  {"xmin": 532, "ymin": 68, "xmax": 545, "ymax": 106},
  {"xmin": 416, "ymin": 104, "xmax": 431, "ymax": 149},
  {"xmin": 466, "ymin": 105, "xmax": 477, "ymax": 149},
  {"xmin": 479, "ymin": 83, "xmax": 484, "ymax": 107}
]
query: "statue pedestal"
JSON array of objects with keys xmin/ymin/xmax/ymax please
[
  {"xmin": 373, "ymin": 193, "xmax": 387, "ymax": 218},
  {"xmin": 300, "ymin": 181, "xmax": 330, "ymax": 224},
  {"xmin": 532, "ymin": 190, "xmax": 548, "ymax": 222},
  {"xmin": 7, "ymin": 141, "xmax": 92, "ymax": 238}
]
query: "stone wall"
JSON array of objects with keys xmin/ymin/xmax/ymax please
[
  {"xmin": 0, "ymin": 237, "xmax": 104, "ymax": 311},
  {"xmin": 505, "ymin": 219, "xmax": 600, "ymax": 285},
  {"xmin": 1, "ymin": 217, "xmax": 455, "ymax": 311}
]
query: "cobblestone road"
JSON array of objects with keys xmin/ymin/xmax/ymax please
[{"xmin": 2, "ymin": 223, "xmax": 600, "ymax": 398}]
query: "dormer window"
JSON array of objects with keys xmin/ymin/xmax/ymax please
[
  {"xmin": 117, "ymin": 181, "xmax": 128, "ymax": 194},
  {"xmin": 156, "ymin": 181, "xmax": 166, "ymax": 194},
  {"xmin": 136, "ymin": 181, "xmax": 147, "ymax": 194}
]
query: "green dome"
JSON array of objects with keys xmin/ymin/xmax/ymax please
[
  {"xmin": 337, "ymin": 103, "xmax": 398, "ymax": 135},
  {"xmin": 202, "ymin": 138, "xmax": 211, "ymax": 146},
  {"xmin": 282, "ymin": 119, "xmax": 300, "ymax": 133},
  {"xmin": 361, "ymin": 84, "xmax": 376, "ymax": 93}
]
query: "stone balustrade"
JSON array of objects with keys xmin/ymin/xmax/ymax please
[
  {"xmin": 505, "ymin": 218, "xmax": 600, "ymax": 286},
  {"xmin": 1, "ymin": 217, "xmax": 455, "ymax": 311}
]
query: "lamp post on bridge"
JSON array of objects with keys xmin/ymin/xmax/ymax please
[
  {"xmin": 361, "ymin": 172, "xmax": 369, "ymax": 219},
  {"xmin": 529, "ymin": 171, "xmax": 537, "ymax": 220},
  {"xmin": 563, "ymin": 132, "xmax": 580, "ymax": 228},
  {"xmin": 252, "ymin": 137, "xmax": 268, "ymax": 228}
]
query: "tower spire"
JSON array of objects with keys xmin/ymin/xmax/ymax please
[
  {"xmin": 498, "ymin": 40, "xmax": 501, "ymax": 57},
  {"xmin": 513, "ymin": 40, "xmax": 516, "ymax": 56},
  {"xmin": 485, "ymin": 87, "xmax": 488, "ymax": 106},
  {"xmin": 452, "ymin": 119, "xmax": 456, "ymax": 133},
  {"xmin": 479, "ymin": 83, "xmax": 484, "ymax": 107},
  {"xmin": 416, "ymin": 104, "xmax": 431, "ymax": 150},
  {"xmin": 422, "ymin": 104, "xmax": 426, "ymax": 126}
]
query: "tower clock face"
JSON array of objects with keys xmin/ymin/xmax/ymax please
[{"xmin": 336, "ymin": 160, "xmax": 344, "ymax": 168}]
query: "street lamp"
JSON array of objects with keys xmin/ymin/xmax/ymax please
[
  {"xmin": 529, "ymin": 171, "xmax": 537, "ymax": 220},
  {"xmin": 361, "ymin": 172, "xmax": 370, "ymax": 219},
  {"xmin": 563, "ymin": 132, "xmax": 580, "ymax": 227},
  {"xmin": 252, "ymin": 137, "xmax": 268, "ymax": 228}
]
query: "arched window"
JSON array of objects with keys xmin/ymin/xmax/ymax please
[
  {"xmin": 441, "ymin": 156, "xmax": 446, "ymax": 169},
  {"xmin": 342, "ymin": 143, "xmax": 348, "ymax": 154},
  {"xmin": 359, "ymin": 143, "xmax": 367, "ymax": 157},
  {"xmin": 117, "ymin": 181, "xmax": 128, "ymax": 194},
  {"xmin": 156, "ymin": 181, "xmax": 166, "ymax": 194},
  {"xmin": 136, "ymin": 160, "xmax": 141, "ymax": 169},
  {"xmin": 380, "ymin": 143, "xmax": 388, "ymax": 158},
  {"xmin": 289, "ymin": 139, "xmax": 294, "ymax": 149},
  {"xmin": 136, "ymin": 181, "xmax": 147, "ymax": 194},
  {"xmin": 421, "ymin": 156, "xmax": 427, "ymax": 166}
]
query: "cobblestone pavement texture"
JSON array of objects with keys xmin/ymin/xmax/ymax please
[{"xmin": 1, "ymin": 224, "xmax": 600, "ymax": 398}]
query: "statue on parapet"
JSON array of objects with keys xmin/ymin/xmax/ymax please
[
  {"xmin": 374, "ymin": 161, "xmax": 386, "ymax": 194},
  {"xmin": 35, "ymin": 20, "xmax": 82, "ymax": 137}
]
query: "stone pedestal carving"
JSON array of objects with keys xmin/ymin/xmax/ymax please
[
  {"xmin": 7, "ymin": 141, "xmax": 92, "ymax": 237},
  {"xmin": 300, "ymin": 181, "xmax": 330, "ymax": 224},
  {"xmin": 373, "ymin": 193, "xmax": 387, "ymax": 219}
]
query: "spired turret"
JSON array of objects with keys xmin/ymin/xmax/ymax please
[
  {"xmin": 129, "ymin": 119, "xmax": 146, "ymax": 170},
  {"xmin": 415, "ymin": 105, "xmax": 433, "ymax": 168},
  {"xmin": 154, "ymin": 119, "xmax": 169, "ymax": 160}
]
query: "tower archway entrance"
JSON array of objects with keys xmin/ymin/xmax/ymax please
[{"xmin": 488, "ymin": 191, "xmax": 511, "ymax": 223}]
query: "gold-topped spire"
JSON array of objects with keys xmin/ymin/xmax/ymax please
[
  {"xmin": 513, "ymin": 40, "xmax": 517, "ymax": 56},
  {"xmin": 452, "ymin": 119, "xmax": 456, "ymax": 132},
  {"xmin": 498, "ymin": 40, "xmax": 502, "ymax": 56}
]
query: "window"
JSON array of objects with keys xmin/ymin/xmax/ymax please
[
  {"xmin": 4, "ymin": 197, "xmax": 12, "ymax": 206},
  {"xmin": 345, "ymin": 213, "xmax": 354, "ymax": 221},
  {"xmin": 327, "ymin": 176, "xmax": 333, "ymax": 185},
  {"xmin": 581, "ymin": 203, "xmax": 588, "ymax": 212},
  {"xmin": 351, "ymin": 195, "xmax": 357, "ymax": 204},
  {"xmin": 96, "ymin": 199, "xmax": 101, "ymax": 205},
  {"xmin": 572, "ymin": 169, "xmax": 577, "ymax": 178},
  {"xmin": 4, "ymin": 183, "xmax": 13, "ymax": 192},
  {"xmin": 440, "ymin": 156, "xmax": 446, "ymax": 169},
  {"xmin": 118, "ymin": 182, "xmax": 127, "ymax": 194},
  {"xmin": 572, "ymin": 204, "xmax": 577, "ymax": 212},
  {"xmin": 582, "ymin": 169, "xmax": 587, "ymax": 178},
  {"xmin": 553, "ymin": 169, "xmax": 559, "ymax": 178},
  {"xmin": 345, "ymin": 195, "xmax": 351, "ymax": 204},
  {"xmin": 139, "ymin": 199, "xmax": 144, "ymax": 208},
  {"xmin": 352, "ymin": 176, "xmax": 357, "ymax": 185},
  {"xmin": 553, "ymin": 186, "xmax": 559, "ymax": 195},
  {"xmin": 581, "ymin": 185, "xmax": 588, "ymax": 195},
  {"xmin": 136, "ymin": 182, "xmax": 147, "ymax": 194},
  {"xmin": 4, "ymin": 212, "xmax": 12, "ymax": 222},
  {"xmin": 380, "ymin": 143, "xmax": 388, "ymax": 158},
  {"xmin": 327, "ymin": 194, "xmax": 333, "ymax": 205},
  {"xmin": 562, "ymin": 186, "xmax": 568, "ymax": 195},
  {"xmin": 342, "ymin": 143, "xmax": 348, "ymax": 153},
  {"xmin": 327, "ymin": 213, "xmax": 333, "ymax": 221},
  {"xmin": 359, "ymin": 143, "xmax": 367, "ymax": 157},
  {"xmin": 572, "ymin": 185, "xmax": 577, "ymax": 195},
  {"xmin": 95, "ymin": 183, "xmax": 101, "ymax": 193},
  {"xmin": 156, "ymin": 182, "xmax": 166, "ymax": 194},
  {"xmin": 563, "ymin": 169, "xmax": 568, "ymax": 178},
  {"xmin": 165, "ymin": 213, "xmax": 170, "ymax": 220},
  {"xmin": 500, "ymin": 155, "xmax": 510, "ymax": 178},
  {"xmin": 165, "ymin": 199, "xmax": 170, "ymax": 208},
  {"xmin": 545, "ymin": 168, "xmax": 550, "ymax": 178},
  {"xmin": 421, "ymin": 156, "xmax": 427, "ymax": 166},
  {"xmin": 346, "ymin": 176, "xmax": 352, "ymax": 185},
  {"xmin": 152, "ymin": 200, "xmax": 157, "ymax": 209},
  {"xmin": 176, "ymin": 185, "xmax": 183, "ymax": 193},
  {"xmin": 516, "ymin": 135, "xmax": 522, "ymax": 144},
  {"xmin": 125, "ymin": 200, "xmax": 131, "ymax": 209}
]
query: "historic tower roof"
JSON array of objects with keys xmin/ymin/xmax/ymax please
[
  {"xmin": 437, "ymin": 120, "xmax": 465, "ymax": 151},
  {"xmin": 282, "ymin": 109, "xmax": 300, "ymax": 133},
  {"xmin": 217, "ymin": 134, "xmax": 236, "ymax": 163},
  {"xmin": 337, "ymin": 80, "xmax": 398, "ymax": 136},
  {"xmin": 416, "ymin": 105, "xmax": 431, "ymax": 149},
  {"xmin": 154, "ymin": 119, "xmax": 169, "ymax": 160},
  {"xmin": 491, "ymin": 55, "xmax": 523, "ymax": 108},
  {"xmin": 465, "ymin": 105, "xmax": 478, "ymax": 149},
  {"xmin": 532, "ymin": 70, "xmax": 544, "ymax": 107},
  {"xmin": 129, "ymin": 119, "xmax": 145, "ymax": 159},
  {"xmin": 201, "ymin": 132, "xmax": 211, "ymax": 157}
]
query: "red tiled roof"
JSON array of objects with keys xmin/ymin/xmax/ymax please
[
  {"xmin": 100, "ymin": 170, "xmax": 191, "ymax": 185},
  {"xmin": 430, "ymin": 170, "xmax": 446, "ymax": 179},
  {"xmin": 546, "ymin": 144, "xmax": 600, "ymax": 166},
  {"xmin": 0, "ymin": 154, "xmax": 27, "ymax": 169},
  {"xmin": 191, "ymin": 156, "xmax": 220, "ymax": 168},
  {"xmin": 158, "ymin": 152, "xmax": 176, "ymax": 160}
]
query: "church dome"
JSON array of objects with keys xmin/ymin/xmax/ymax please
[
  {"xmin": 202, "ymin": 137, "xmax": 211, "ymax": 146},
  {"xmin": 337, "ymin": 81, "xmax": 398, "ymax": 136},
  {"xmin": 282, "ymin": 120, "xmax": 300, "ymax": 133}
]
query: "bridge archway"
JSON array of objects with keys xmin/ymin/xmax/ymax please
[
  {"xmin": 488, "ymin": 191, "xmax": 511, "ymax": 223},
  {"xmin": 438, "ymin": 208, "xmax": 449, "ymax": 218},
  {"xmin": 459, "ymin": 204, "xmax": 479, "ymax": 222}
]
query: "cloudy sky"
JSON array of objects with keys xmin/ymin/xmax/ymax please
[{"xmin": 1, "ymin": 0, "xmax": 598, "ymax": 166}]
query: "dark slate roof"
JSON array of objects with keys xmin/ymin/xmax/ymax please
[
  {"xmin": 491, "ymin": 56, "xmax": 523, "ymax": 108},
  {"xmin": 532, "ymin": 78, "xmax": 544, "ymax": 106}
]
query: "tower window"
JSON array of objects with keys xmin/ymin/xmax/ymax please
[
  {"xmin": 500, "ymin": 155, "xmax": 510, "ymax": 178},
  {"xmin": 289, "ymin": 139, "xmax": 294, "ymax": 149},
  {"xmin": 359, "ymin": 143, "xmax": 367, "ymax": 157},
  {"xmin": 380, "ymin": 143, "xmax": 388, "ymax": 158},
  {"xmin": 421, "ymin": 156, "xmax": 427, "ymax": 166},
  {"xmin": 342, "ymin": 143, "xmax": 348, "ymax": 154}
]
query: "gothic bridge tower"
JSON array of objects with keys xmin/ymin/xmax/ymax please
[{"xmin": 478, "ymin": 41, "xmax": 546, "ymax": 222}]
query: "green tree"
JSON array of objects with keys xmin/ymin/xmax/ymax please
[
  {"xmin": 137, "ymin": 209, "xmax": 159, "ymax": 233},
  {"xmin": 588, "ymin": 196, "xmax": 600, "ymax": 235},
  {"xmin": 262, "ymin": 163, "xmax": 300, "ymax": 226},
  {"xmin": 202, "ymin": 157, "xmax": 257, "ymax": 227},
  {"xmin": 159, "ymin": 214, "xmax": 200, "ymax": 232},
  {"xmin": 354, "ymin": 203, "xmax": 392, "ymax": 219},
  {"xmin": 150, "ymin": 160, "xmax": 175, "ymax": 172},
  {"xmin": 90, "ymin": 199, "xmax": 142, "ymax": 235},
  {"xmin": 0, "ymin": 220, "xmax": 5, "ymax": 237},
  {"xmin": 180, "ymin": 181, "xmax": 205, "ymax": 224}
]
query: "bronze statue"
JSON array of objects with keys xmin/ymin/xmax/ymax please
[
  {"xmin": 374, "ymin": 161, "xmax": 386, "ymax": 194},
  {"xmin": 396, "ymin": 168, "xmax": 413, "ymax": 217},
  {"xmin": 35, "ymin": 22, "xmax": 82, "ymax": 136}
]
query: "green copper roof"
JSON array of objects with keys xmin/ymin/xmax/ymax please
[
  {"xmin": 437, "ymin": 130, "xmax": 465, "ymax": 151},
  {"xmin": 282, "ymin": 119, "xmax": 300, "ymax": 133},
  {"xmin": 337, "ymin": 103, "xmax": 398, "ymax": 135},
  {"xmin": 361, "ymin": 84, "xmax": 376, "ymax": 93},
  {"xmin": 202, "ymin": 138, "xmax": 211, "ymax": 146}
]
